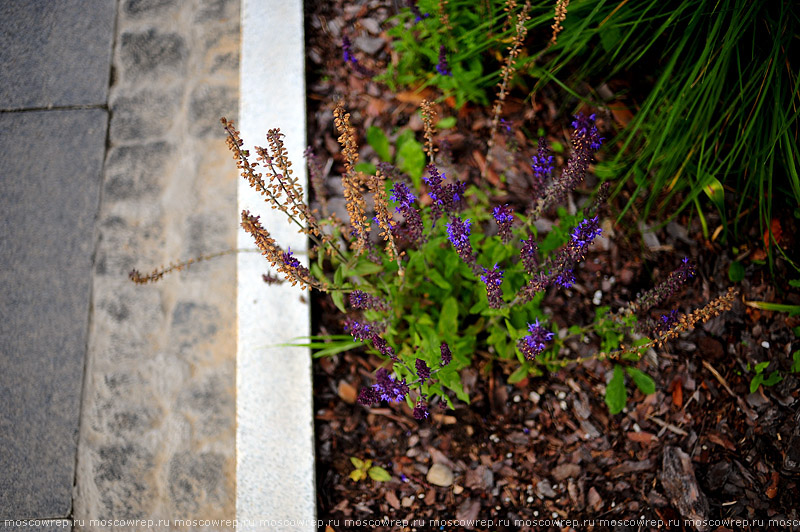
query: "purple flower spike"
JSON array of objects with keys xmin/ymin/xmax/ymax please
[
  {"xmin": 413, "ymin": 400, "xmax": 430, "ymax": 420},
  {"xmin": 282, "ymin": 247, "xmax": 301, "ymax": 269},
  {"xmin": 344, "ymin": 319, "xmax": 377, "ymax": 341},
  {"xmin": 493, "ymin": 204, "xmax": 514, "ymax": 243},
  {"xmin": 571, "ymin": 113, "xmax": 604, "ymax": 152},
  {"xmin": 349, "ymin": 290, "xmax": 388, "ymax": 311},
  {"xmin": 436, "ymin": 45, "xmax": 452, "ymax": 76},
  {"xmin": 440, "ymin": 342, "xmax": 452, "ymax": 366},
  {"xmin": 480, "ymin": 264, "xmax": 505, "ymax": 308},
  {"xmin": 446, "ymin": 216, "xmax": 474, "ymax": 264},
  {"xmin": 342, "ymin": 36, "xmax": 355, "ymax": 64},
  {"xmin": 390, "ymin": 182, "xmax": 423, "ymax": 243},
  {"xmin": 520, "ymin": 237, "xmax": 539, "ymax": 275},
  {"xmin": 570, "ymin": 216, "xmax": 602, "ymax": 255},
  {"xmin": 518, "ymin": 319, "xmax": 555, "ymax": 361},
  {"xmin": 373, "ymin": 336, "xmax": 397, "ymax": 361},
  {"xmin": 415, "ymin": 358, "xmax": 431, "ymax": 382}
]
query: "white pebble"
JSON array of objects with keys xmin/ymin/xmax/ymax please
[
  {"xmin": 559, "ymin": 400, "xmax": 568, "ymax": 410},
  {"xmin": 557, "ymin": 391, "xmax": 566, "ymax": 400},
  {"xmin": 593, "ymin": 290, "xmax": 603, "ymax": 305},
  {"xmin": 529, "ymin": 391, "xmax": 541, "ymax": 403},
  {"xmin": 526, "ymin": 496, "xmax": 533, "ymax": 503},
  {"xmin": 534, "ymin": 511, "xmax": 539, "ymax": 517},
  {"xmin": 552, "ymin": 512, "xmax": 559, "ymax": 518},
  {"xmin": 513, "ymin": 395, "xmax": 521, "ymax": 403},
  {"xmin": 761, "ymin": 341, "xmax": 770, "ymax": 348}
]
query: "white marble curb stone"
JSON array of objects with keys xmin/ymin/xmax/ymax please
[{"xmin": 237, "ymin": 0, "xmax": 316, "ymax": 530}]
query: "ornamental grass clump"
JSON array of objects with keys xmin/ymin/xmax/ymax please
[{"xmin": 131, "ymin": 107, "xmax": 737, "ymax": 418}]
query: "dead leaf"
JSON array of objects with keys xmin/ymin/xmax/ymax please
[
  {"xmin": 337, "ymin": 380, "xmax": 358, "ymax": 404},
  {"xmin": 385, "ymin": 490, "xmax": 401, "ymax": 510},
  {"xmin": 766, "ymin": 471, "xmax": 780, "ymax": 499},
  {"xmin": 609, "ymin": 101, "xmax": 634, "ymax": 128},
  {"xmin": 671, "ymin": 378, "xmax": 683, "ymax": 409},
  {"xmin": 627, "ymin": 431, "xmax": 657, "ymax": 444}
]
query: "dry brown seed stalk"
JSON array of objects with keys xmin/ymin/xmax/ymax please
[
  {"xmin": 240, "ymin": 210, "xmax": 326, "ymax": 291},
  {"xmin": 333, "ymin": 103, "xmax": 369, "ymax": 253},
  {"xmin": 485, "ymin": 1, "xmax": 531, "ymax": 176},
  {"xmin": 548, "ymin": 0, "xmax": 570, "ymax": 48},
  {"xmin": 368, "ymin": 168, "xmax": 400, "ymax": 268},
  {"xmin": 420, "ymin": 100, "xmax": 438, "ymax": 163}
]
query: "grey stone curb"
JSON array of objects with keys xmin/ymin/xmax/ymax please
[{"xmin": 237, "ymin": 1, "xmax": 315, "ymax": 530}]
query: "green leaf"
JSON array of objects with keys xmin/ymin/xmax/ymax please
[
  {"xmin": 763, "ymin": 370, "xmax": 783, "ymax": 387},
  {"xmin": 427, "ymin": 269, "xmax": 452, "ymax": 290},
  {"xmin": 789, "ymin": 279, "xmax": 800, "ymax": 288},
  {"xmin": 349, "ymin": 470, "xmax": 364, "ymax": 482},
  {"xmin": 438, "ymin": 297, "xmax": 458, "ymax": 335},
  {"xmin": 396, "ymin": 137, "xmax": 426, "ymax": 190},
  {"xmin": 791, "ymin": 351, "xmax": 800, "ymax": 373},
  {"xmin": 749, "ymin": 373, "xmax": 764, "ymax": 394},
  {"xmin": 368, "ymin": 466, "xmax": 393, "ymax": 482},
  {"xmin": 350, "ymin": 457, "xmax": 364, "ymax": 469},
  {"xmin": 625, "ymin": 367, "xmax": 656, "ymax": 395},
  {"xmin": 334, "ymin": 264, "xmax": 345, "ymax": 286},
  {"xmin": 754, "ymin": 361, "xmax": 770, "ymax": 373},
  {"xmin": 366, "ymin": 126, "xmax": 392, "ymax": 162},
  {"xmin": 728, "ymin": 261, "xmax": 745, "ymax": 282},
  {"xmin": 701, "ymin": 173, "xmax": 725, "ymax": 212},
  {"xmin": 347, "ymin": 261, "xmax": 383, "ymax": 277},
  {"xmin": 436, "ymin": 116, "xmax": 457, "ymax": 129},
  {"xmin": 331, "ymin": 291, "xmax": 346, "ymax": 313},
  {"xmin": 508, "ymin": 364, "xmax": 529, "ymax": 384},
  {"xmin": 355, "ymin": 162, "xmax": 377, "ymax": 175},
  {"xmin": 745, "ymin": 301, "xmax": 800, "ymax": 317},
  {"xmin": 605, "ymin": 365, "xmax": 627, "ymax": 415}
]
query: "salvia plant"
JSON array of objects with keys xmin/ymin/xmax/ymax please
[{"xmin": 127, "ymin": 103, "xmax": 738, "ymax": 419}]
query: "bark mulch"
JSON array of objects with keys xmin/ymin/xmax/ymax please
[{"xmin": 303, "ymin": 1, "xmax": 800, "ymax": 530}]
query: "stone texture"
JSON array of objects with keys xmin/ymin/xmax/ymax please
[
  {"xmin": 0, "ymin": 109, "xmax": 107, "ymax": 519},
  {"xmin": 0, "ymin": 1, "xmax": 115, "ymax": 109},
  {"xmin": 74, "ymin": 0, "xmax": 240, "ymax": 527}
]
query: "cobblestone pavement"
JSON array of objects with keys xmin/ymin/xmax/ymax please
[{"xmin": 74, "ymin": 0, "xmax": 239, "ymax": 528}]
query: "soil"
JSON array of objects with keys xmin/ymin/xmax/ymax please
[{"xmin": 302, "ymin": 1, "xmax": 800, "ymax": 530}]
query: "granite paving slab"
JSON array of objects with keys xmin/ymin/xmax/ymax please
[
  {"xmin": 0, "ymin": 109, "xmax": 107, "ymax": 519},
  {"xmin": 0, "ymin": 1, "xmax": 115, "ymax": 110}
]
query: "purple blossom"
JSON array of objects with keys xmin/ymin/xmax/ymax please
[
  {"xmin": 424, "ymin": 165, "xmax": 465, "ymax": 221},
  {"xmin": 553, "ymin": 269, "xmax": 575, "ymax": 289},
  {"xmin": 282, "ymin": 247, "xmax": 301, "ymax": 269},
  {"xmin": 407, "ymin": 0, "xmax": 430, "ymax": 23},
  {"xmin": 480, "ymin": 264, "xmax": 505, "ymax": 308},
  {"xmin": 518, "ymin": 319, "xmax": 555, "ymax": 361},
  {"xmin": 357, "ymin": 386, "xmax": 382, "ymax": 406},
  {"xmin": 531, "ymin": 137, "xmax": 553, "ymax": 186},
  {"xmin": 413, "ymin": 400, "xmax": 430, "ymax": 420},
  {"xmin": 349, "ymin": 290, "xmax": 388, "ymax": 311},
  {"xmin": 344, "ymin": 319, "xmax": 378, "ymax": 341},
  {"xmin": 376, "ymin": 368, "xmax": 409, "ymax": 402},
  {"xmin": 390, "ymin": 182, "xmax": 423, "ymax": 243},
  {"xmin": 656, "ymin": 310, "xmax": 680, "ymax": 334},
  {"xmin": 415, "ymin": 358, "xmax": 431, "ymax": 382},
  {"xmin": 534, "ymin": 113, "xmax": 602, "ymax": 216},
  {"xmin": 436, "ymin": 45, "xmax": 452, "ymax": 76},
  {"xmin": 493, "ymin": 204, "xmax": 514, "ymax": 243},
  {"xmin": 520, "ymin": 237, "xmax": 539, "ymax": 275},
  {"xmin": 446, "ymin": 216, "xmax": 474, "ymax": 264},
  {"xmin": 570, "ymin": 216, "xmax": 602, "ymax": 255},
  {"xmin": 571, "ymin": 113, "xmax": 604, "ymax": 152},
  {"xmin": 440, "ymin": 342, "xmax": 452, "ymax": 366},
  {"xmin": 372, "ymin": 335, "xmax": 397, "ymax": 361},
  {"xmin": 342, "ymin": 36, "xmax": 356, "ymax": 64}
]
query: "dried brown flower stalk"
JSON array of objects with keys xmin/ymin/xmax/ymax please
[
  {"xmin": 610, "ymin": 287, "xmax": 739, "ymax": 360},
  {"xmin": 485, "ymin": 1, "xmax": 531, "ymax": 176},
  {"xmin": 548, "ymin": 0, "xmax": 570, "ymax": 48},
  {"xmin": 438, "ymin": 0, "xmax": 453, "ymax": 33},
  {"xmin": 129, "ymin": 249, "xmax": 243, "ymax": 284},
  {"xmin": 420, "ymin": 99, "xmax": 438, "ymax": 163},
  {"xmin": 240, "ymin": 210, "xmax": 326, "ymax": 291},
  {"xmin": 333, "ymin": 102, "xmax": 369, "ymax": 253},
  {"xmin": 368, "ymin": 167, "xmax": 402, "ymax": 273}
]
